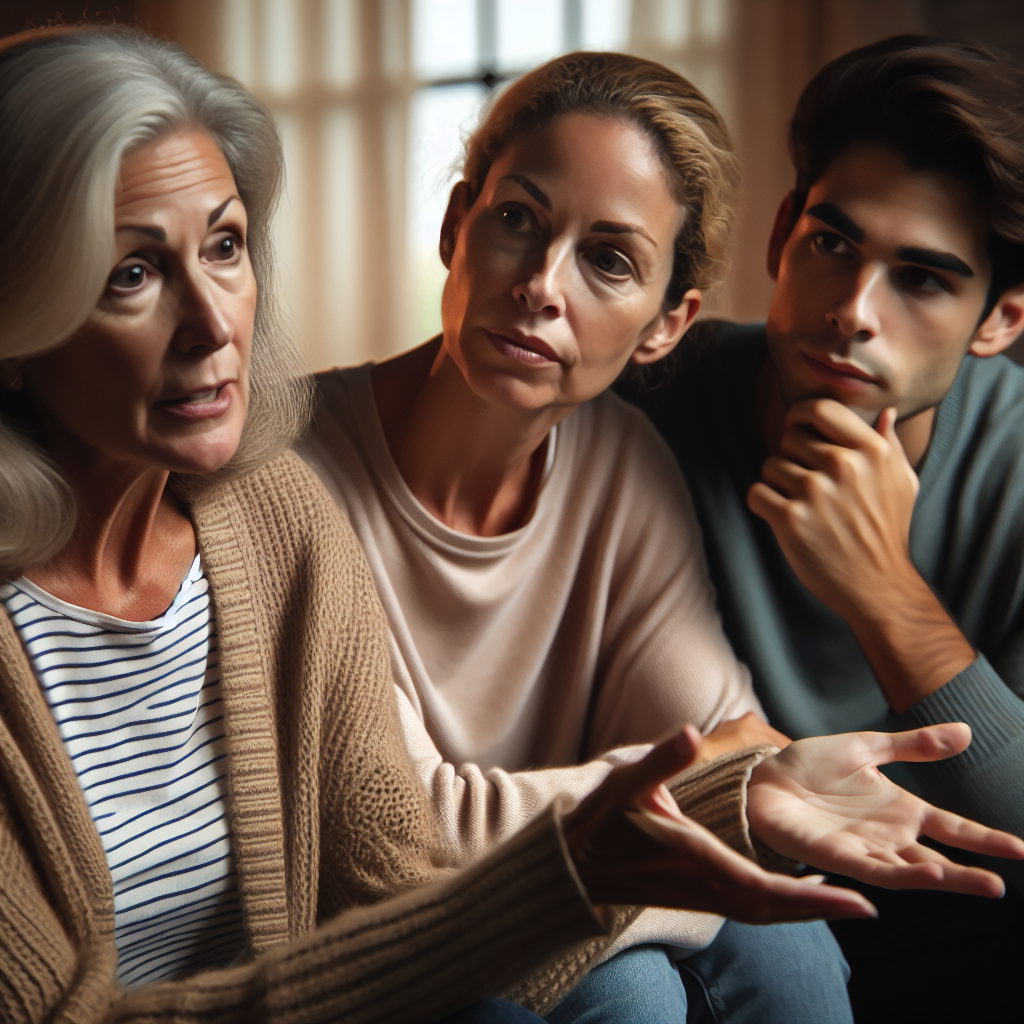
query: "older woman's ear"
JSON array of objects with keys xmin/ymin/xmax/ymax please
[{"xmin": 439, "ymin": 181, "xmax": 473, "ymax": 269}]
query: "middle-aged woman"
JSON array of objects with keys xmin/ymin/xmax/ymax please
[{"xmin": 1, "ymin": 25, "xmax": 1022, "ymax": 1024}]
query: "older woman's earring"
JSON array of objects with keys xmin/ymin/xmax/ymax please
[{"xmin": 3, "ymin": 373, "xmax": 24, "ymax": 391}]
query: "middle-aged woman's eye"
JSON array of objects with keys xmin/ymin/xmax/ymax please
[
  {"xmin": 210, "ymin": 235, "xmax": 241, "ymax": 261},
  {"xmin": 107, "ymin": 262, "xmax": 148, "ymax": 293},
  {"xmin": 501, "ymin": 208, "xmax": 529, "ymax": 232},
  {"xmin": 588, "ymin": 248, "xmax": 632, "ymax": 277}
]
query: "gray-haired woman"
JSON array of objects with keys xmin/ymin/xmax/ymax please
[{"xmin": 0, "ymin": 24, "xmax": 1020, "ymax": 1024}]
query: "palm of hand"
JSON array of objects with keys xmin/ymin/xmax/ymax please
[{"xmin": 746, "ymin": 728, "xmax": 1013, "ymax": 897}]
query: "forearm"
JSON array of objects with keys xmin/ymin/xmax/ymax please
[
  {"xmin": 106, "ymin": 807, "xmax": 604, "ymax": 1024},
  {"xmin": 845, "ymin": 569, "xmax": 976, "ymax": 714}
]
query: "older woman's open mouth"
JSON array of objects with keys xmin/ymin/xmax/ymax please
[
  {"xmin": 484, "ymin": 328, "xmax": 560, "ymax": 366},
  {"xmin": 156, "ymin": 383, "xmax": 234, "ymax": 419}
]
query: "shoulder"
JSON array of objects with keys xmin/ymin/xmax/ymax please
[{"xmin": 192, "ymin": 451, "xmax": 369, "ymax": 586}]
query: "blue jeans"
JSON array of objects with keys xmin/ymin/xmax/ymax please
[
  {"xmin": 544, "ymin": 920, "xmax": 853, "ymax": 1024},
  {"xmin": 441, "ymin": 997, "xmax": 546, "ymax": 1023}
]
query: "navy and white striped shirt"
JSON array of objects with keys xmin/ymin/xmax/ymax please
[{"xmin": 0, "ymin": 556, "xmax": 246, "ymax": 987}]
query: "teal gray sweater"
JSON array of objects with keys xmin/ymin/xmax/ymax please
[{"xmin": 620, "ymin": 322, "xmax": 1024, "ymax": 856}]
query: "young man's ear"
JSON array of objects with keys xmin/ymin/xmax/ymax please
[
  {"xmin": 766, "ymin": 192, "xmax": 798, "ymax": 282},
  {"xmin": 631, "ymin": 289, "xmax": 702, "ymax": 365},
  {"xmin": 969, "ymin": 282, "xmax": 1024, "ymax": 358},
  {"xmin": 439, "ymin": 181, "xmax": 472, "ymax": 269}
]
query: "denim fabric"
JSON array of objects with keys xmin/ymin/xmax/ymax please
[
  {"xmin": 545, "ymin": 920, "xmax": 852, "ymax": 1024},
  {"xmin": 441, "ymin": 997, "xmax": 546, "ymax": 1023}
]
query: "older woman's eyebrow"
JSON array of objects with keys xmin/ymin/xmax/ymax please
[
  {"xmin": 208, "ymin": 196, "xmax": 238, "ymax": 226},
  {"xmin": 501, "ymin": 174, "xmax": 551, "ymax": 210},
  {"xmin": 591, "ymin": 220, "xmax": 656, "ymax": 246},
  {"xmin": 116, "ymin": 225, "xmax": 165, "ymax": 241}
]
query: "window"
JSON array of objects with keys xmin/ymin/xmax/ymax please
[{"xmin": 223, "ymin": 0, "xmax": 732, "ymax": 369}]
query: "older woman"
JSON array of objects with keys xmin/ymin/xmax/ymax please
[{"xmin": 0, "ymin": 24, "xmax": 1021, "ymax": 1024}]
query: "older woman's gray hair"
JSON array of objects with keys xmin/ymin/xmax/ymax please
[{"xmin": 0, "ymin": 26, "xmax": 313, "ymax": 578}]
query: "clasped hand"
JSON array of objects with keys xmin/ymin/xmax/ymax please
[
  {"xmin": 747, "ymin": 398, "xmax": 919, "ymax": 620},
  {"xmin": 563, "ymin": 723, "xmax": 1024, "ymax": 925}
]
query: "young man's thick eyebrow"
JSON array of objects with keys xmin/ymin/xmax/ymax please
[
  {"xmin": 501, "ymin": 174, "xmax": 551, "ymax": 210},
  {"xmin": 896, "ymin": 247, "xmax": 974, "ymax": 277},
  {"xmin": 806, "ymin": 203, "xmax": 865, "ymax": 243},
  {"xmin": 591, "ymin": 221, "xmax": 656, "ymax": 246},
  {"xmin": 208, "ymin": 196, "xmax": 237, "ymax": 226},
  {"xmin": 115, "ymin": 225, "xmax": 166, "ymax": 241}
]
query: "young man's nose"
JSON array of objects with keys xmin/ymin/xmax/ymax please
[{"xmin": 826, "ymin": 263, "xmax": 885, "ymax": 340}]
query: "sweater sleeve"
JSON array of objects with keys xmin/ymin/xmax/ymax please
[
  {"xmin": 583, "ymin": 400, "xmax": 765, "ymax": 756},
  {"xmin": 396, "ymin": 683, "xmax": 652, "ymax": 863},
  {"xmin": 891, "ymin": 654, "xmax": 1024, "ymax": 858}
]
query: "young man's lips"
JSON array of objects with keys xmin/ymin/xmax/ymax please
[
  {"xmin": 484, "ymin": 329, "xmax": 560, "ymax": 365},
  {"xmin": 800, "ymin": 352, "xmax": 880, "ymax": 388}
]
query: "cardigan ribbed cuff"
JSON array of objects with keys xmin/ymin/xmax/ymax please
[{"xmin": 668, "ymin": 745, "xmax": 801, "ymax": 876}]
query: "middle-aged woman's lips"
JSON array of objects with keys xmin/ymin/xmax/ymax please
[
  {"xmin": 155, "ymin": 383, "xmax": 234, "ymax": 420},
  {"xmin": 484, "ymin": 329, "xmax": 560, "ymax": 366}
]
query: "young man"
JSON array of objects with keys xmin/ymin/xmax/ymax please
[{"xmin": 621, "ymin": 35, "xmax": 1024, "ymax": 1022}]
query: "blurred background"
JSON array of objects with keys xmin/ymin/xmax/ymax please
[{"xmin": 3, "ymin": 0, "xmax": 1022, "ymax": 370}]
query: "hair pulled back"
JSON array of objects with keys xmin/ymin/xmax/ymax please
[{"xmin": 461, "ymin": 51, "xmax": 740, "ymax": 310}]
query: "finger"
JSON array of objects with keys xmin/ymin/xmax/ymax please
[
  {"xmin": 785, "ymin": 398, "xmax": 877, "ymax": 448},
  {"xmin": 747, "ymin": 481, "xmax": 790, "ymax": 524},
  {"xmin": 921, "ymin": 804, "xmax": 1024, "ymax": 861},
  {"xmin": 853, "ymin": 724, "xmax": 972, "ymax": 768},
  {"xmin": 617, "ymin": 725, "xmax": 702, "ymax": 801},
  {"xmin": 761, "ymin": 456, "xmax": 817, "ymax": 499}
]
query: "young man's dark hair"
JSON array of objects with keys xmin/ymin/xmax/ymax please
[{"xmin": 787, "ymin": 35, "xmax": 1024, "ymax": 313}]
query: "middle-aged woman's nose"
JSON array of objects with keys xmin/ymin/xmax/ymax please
[
  {"xmin": 511, "ymin": 247, "xmax": 570, "ymax": 317},
  {"xmin": 826, "ymin": 262, "xmax": 886, "ymax": 340},
  {"xmin": 172, "ymin": 265, "xmax": 235, "ymax": 351}
]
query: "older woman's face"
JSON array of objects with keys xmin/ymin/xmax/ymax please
[
  {"xmin": 22, "ymin": 129, "xmax": 255, "ymax": 476},
  {"xmin": 439, "ymin": 113, "xmax": 693, "ymax": 412}
]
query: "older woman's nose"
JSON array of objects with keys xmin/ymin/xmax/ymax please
[{"xmin": 172, "ymin": 265, "xmax": 236, "ymax": 351}]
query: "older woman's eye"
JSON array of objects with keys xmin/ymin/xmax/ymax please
[
  {"xmin": 107, "ymin": 263, "xmax": 148, "ymax": 292},
  {"xmin": 208, "ymin": 234, "xmax": 242, "ymax": 262},
  {"xmin": 588, "ymin": 249, "xmax": 631, "ymax": 277}
]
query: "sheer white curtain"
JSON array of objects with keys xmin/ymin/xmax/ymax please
[{"xmin": 164, "ymin": 0, "xmax": 938, "ymax": 369}]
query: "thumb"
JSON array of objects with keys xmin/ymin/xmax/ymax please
[
  {"xmin": 617, "ymin": 725, "xmax": 701, "ymax": 802},
  {"xmin": 876, "ymin": 406, "xmax": 899, "ymax": 444}
]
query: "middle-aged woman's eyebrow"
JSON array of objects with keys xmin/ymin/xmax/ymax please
[
  {"xmin": 500, "ymin": 174, "xmax": 551, "ymax": 210},
  {"xmin": 590, "ymin": 220, "xmax": 657, "ymax": 246},
  {"xmin": 208, "ymin": 196, "xmax": 239, "ymax": 226},
  {"xmin": 806, "ymin": 202, "xmax": 865, "ymax": 243}
]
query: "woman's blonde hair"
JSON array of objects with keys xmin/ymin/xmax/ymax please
[
  {"xmin": 0, "ymin": 26, "xmax": 313, "ymax": 579},
  {"xmin": 460, "ymin": 51, "xmax": 740, "ymax": 309}
]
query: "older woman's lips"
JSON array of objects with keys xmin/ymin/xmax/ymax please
[
  {"xmin": 156, "ymin": 384, "xmax": 233, "ymax": 420},
  {"xmin": 484, "ymin": 329, "xmax": 559, "ymax": 366},
  {"xmin": 800, "ymin": 352, "xmax": 880, "ymax": 390}
]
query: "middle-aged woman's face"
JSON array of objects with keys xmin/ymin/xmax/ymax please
[
  {"xmin": 439, "ymin": 112, "xmax": 692, "ymax": 413},
  {"xmin": 20, "ymin": 129, "xmax": 256, "ymax": 476}
]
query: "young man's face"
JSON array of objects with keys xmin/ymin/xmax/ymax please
[{"xmin": 765, "ymin": 142, "xmax": 992, "ymax": 421}]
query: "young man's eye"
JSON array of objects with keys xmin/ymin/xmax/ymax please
[
  {"xmin": 587, "ymin": 248, "xmax": 632, "ymax": 277},
  {"xmin": 812, "ymin": 231, "xmax": 852, "ymax": 256},
  {"xmin": 895, "ymin": 265, "xmax": 949, "ymax": 295}
]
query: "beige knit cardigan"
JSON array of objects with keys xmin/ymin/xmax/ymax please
[{"xmin": 0, "ymin": 453, "xmax": 772, "ymax": 1023}]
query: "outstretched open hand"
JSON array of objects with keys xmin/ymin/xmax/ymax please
[
  {"xmin": 747, "ymin": 723, "xmax": 1024, "ymax": 896},
  {"xmin": 563, "ymin": 725, "xmax": 877, "ymax": 924}
]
